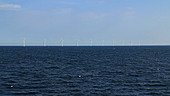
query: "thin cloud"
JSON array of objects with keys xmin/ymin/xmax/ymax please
[
  {"xmin": 126, "ymin": 7, "xmax": 134, "ymax": 10},
  {"xmin": 97, "ymin": 1, "xmax": 104, "ymax": 5},
  {"xmin": 58, "ymin": 1, "xmax": 78, "ymax": 5},
  {"xmin": 117, "ymin": 7, "xmax": 136, "ymax": 19},
  {"xmin": 0, "ymin": 4, "xmax": 21, "ymax": 10},
  {"xmin": 78, "ymin": 12, "xmax": 109, "ymax": 20},
  {"xmin": 123, "ymin": 11, "xmax": 135, "ymax": 16},
  {"xmin": 53, "ymin": 8, "xmax": 73, "ymax": 14},
  {"xmin": 119, "ymin": 10, "xmax": 136, "ymax": 19}
]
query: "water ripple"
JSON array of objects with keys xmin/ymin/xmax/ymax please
[{"xmin": 0, "ymin": 46, "xmax": 170, "ymax": 95}]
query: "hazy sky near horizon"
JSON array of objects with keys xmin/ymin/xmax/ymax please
[{"xmin": 0, "ymin": 0, "xmax": 170, "ymax": 45}]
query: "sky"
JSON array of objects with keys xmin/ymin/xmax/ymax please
[{"xmin": 0, "ymin": 0, "xmax": 170, "ymax": 46}]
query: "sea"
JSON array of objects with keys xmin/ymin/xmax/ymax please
[{"xmin": 0, "ymin": 46, "xmax": 169, "ymax": 96}]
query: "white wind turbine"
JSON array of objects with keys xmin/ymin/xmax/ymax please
[
  {"xmin": 43, "ymin": 39, "xmax": 46, "ymax": 47},
  {"xmin": 61, "ymin": 39, "xmax": 64, "ymax": 47},
  {"xmin": 112, "ymin": 40, "xmax": 114, "ymax": 46},
  {"xmin": 23, "ymin": 38, "xmax": 26, "ymax": 47},
  {"xmin": 130, "ymin": 41, "xmax": 132, "ymax": 46},
  {"xmin": 90, "ymin": 40, "xmax": 93, "ymax": 46},
  {"xmin": 139, "ymin": 41, "xmax": 141, "ymax": 46},
  {"xmin": 76, "ymin": 40, "xmax": 79, "ymax": 46},
  {"xmin": 102, "ymin": 40, "xmax": 104, "ymax": 46}
]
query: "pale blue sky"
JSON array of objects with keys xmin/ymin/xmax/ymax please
[{"xmin": 0, "ymin": 0, "xmax": 170, "ymax": 46}]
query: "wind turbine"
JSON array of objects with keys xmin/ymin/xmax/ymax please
[
  {"xmin": 43, "ymin": 39, "xmax": 46, "ymax": 47},
  {"xmin": 90, "ymin": 40, "xmax": 93, "ymax": 46},
  {"xmin": 139, "ymin": 41, "xmax": 141, "ymax": 46},
  {"xmin": 130, "ymin": 41, "xmax": 132, "ymax": 46},
  {"xmin": 76, "ymin": 40, "xmax": 79, "ymax": 46},
  {"xmin": 122, "ymin": 40, "xmax": 125, "ymax": 46},
  {"xmin": 102, "ymin": 40, "xmax": 104, "ymax": 46},
  {"xmin": 23, "ymin": 38, "xmax": 26, "ymax": 47},
  {"xmin": 112, "ymin": 40, "xmax": 114, "ymax": 46},
  {"xmin": 61, "ymin": 39, "xmax": 64, "ymax": 47}
]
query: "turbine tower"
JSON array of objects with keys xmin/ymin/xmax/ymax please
[
  {"xmin": 130, "ymin": 41, "xmax": 132, "ymax": 46},
  {"xmin": 76, "ymin": 40, "xmax": 79, "ymax": 46},
  {"xmin": 122, "ymin": 41, "xmax": 124, "ymax": 46},
  {"xmin": 61, "ymin": 39, "xmax": 64, "ymax": 47},
  {"xmin": 43, "ymin": 39, "xmax": 46, "ymax": 47},
  {"xmin": 90, "ymin": 40, "xmax": 93, "ymax": 46},
  {"xmin": 112, "ymin": 40, "xmax": 114, "ymax": 46},
  {"xmin": 102, "ymin": 40, "xmax": 104, "ymax": 46},
  {"xmin": 23, "ymin": 38, "xmax": 26, "ymax": 47},
  {"xmin": 139, "ymin": 41, "xmax": 141, "ymax": 46}
]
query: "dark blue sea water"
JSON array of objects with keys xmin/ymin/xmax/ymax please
[{"xmin": 0, "ymin": 46, "xmax": 170, "ymax": 96}]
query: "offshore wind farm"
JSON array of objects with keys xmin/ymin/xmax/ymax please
[
  {"xmin": 21, "ymin": 39, "xmax": 142, "ymax": 46},
  {"xmin": 0, "ymin": 39, "xmax": 166, "ymax": 46}
]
